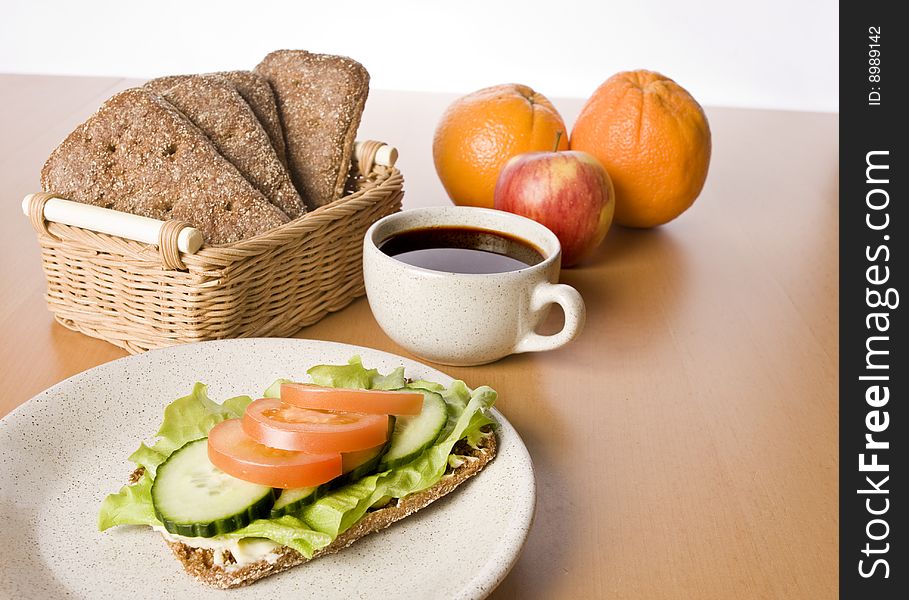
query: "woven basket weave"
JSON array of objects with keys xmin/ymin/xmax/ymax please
[{"xmin": 26, "ymin": 141, "xmax": 403, "ymax": 354}]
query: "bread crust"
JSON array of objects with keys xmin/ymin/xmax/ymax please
[
  {"xmin": 255, "ymin": 50, "xmax": 370, "ymax": 210},
  {"xmin": 159, "ymin": 433, "xmax": 496, "ymax": 589}
]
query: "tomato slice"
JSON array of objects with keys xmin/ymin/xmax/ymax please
[
  {"xmin": 242, "ymin": 397, "xmax": 390, "ymax": 453},
  {"xmin": 207, "ymin": 419, "xmax": 341, "ymax": 489},
  {"xmin": 280, "ymin": 383, "xmax": 424, "ymax": 416}
]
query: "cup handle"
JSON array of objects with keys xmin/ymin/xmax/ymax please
[{"xmin": 514, "ymin": 282, "xmax": 586, "ymax": 354}]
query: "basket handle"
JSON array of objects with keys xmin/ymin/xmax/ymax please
[
  {"xmin": 22, "ymin": 193, "xmax": 203, "ymax": 270},
  {"xmin": 354, "ymin": 141, "xmax": 398, "ymax": 174}
]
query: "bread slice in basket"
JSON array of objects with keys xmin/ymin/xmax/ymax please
[
  {"xmin": 212, "ymin": 70, "xmax": 290, "ymax": 170},
  {"xmin": 145, "ymin": 75, "xmax": 306, "ymax": 219},
  {"xmin": 149, "ymin": 433, "xmax": 496, "ymax": 589},
  {"xmin": 40, "ymin": 87, "xmax": 289, "ymax": 245},
  {"xmin": 255, "ymin": 50, "xmax": 370, "ymax": 210}
]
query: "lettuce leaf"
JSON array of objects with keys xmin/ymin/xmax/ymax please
[
  {"xmin": 128, "ymin": 383, "xmax": 251, "ymax": 473},
  {"xmin": 98, "ymin": 473, "xmax": 160, "ymax": 531},
  {"xmin": 126, "ymin": 443, "xmax": 167, "ymax": 477},
  {"xmin": 307, "ymin": 355, "xmax": 406, "ymax": 391},
  {"xmin": 99, "ymin": 358, "xmax": 497, "ymax": 559},
  {"xmin": 263, "ymin": 378, "xmax": 293, "ymax": 398},
  {"xmin": 226, "ymin": 516, "xmax": 332, "ymax": 557}
]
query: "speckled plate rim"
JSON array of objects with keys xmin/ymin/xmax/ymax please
[{"xmin": 0, "ymin": 338, "xmax": 535, "ymax": 600}]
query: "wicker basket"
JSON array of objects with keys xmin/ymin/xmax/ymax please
[{"xmin": 25, "ymin": 141, "xmax": 404, "ymax": 354}]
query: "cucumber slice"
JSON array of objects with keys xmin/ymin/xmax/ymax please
[
  {"xmin": 379, "ymin": 389, "xmax": 448, "ymax": 470},
  {"xmin": 151, "ymin": 438, "xmax": 275, "ymax": 537},
  {"xmin": 270, "ymin": 485, "xmax": 322, "ymax": 518}
]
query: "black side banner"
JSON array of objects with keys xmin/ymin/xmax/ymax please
[{"xmin": 840, "ymin": 2, "xmax": 905, "ymax": 597}]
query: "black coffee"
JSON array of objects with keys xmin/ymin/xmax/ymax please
[{"xmin": 379, "ymin": 226, "xmax": 545, "ymax": 274}]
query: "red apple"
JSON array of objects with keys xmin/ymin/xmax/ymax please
[{"xmin": 493, "ymin": 149, "xmax": 615, "ymax": 267}]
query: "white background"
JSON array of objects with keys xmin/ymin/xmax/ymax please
[{"xmin": 1, "ymin": 0, "xmax": 837, "ymax": 112}]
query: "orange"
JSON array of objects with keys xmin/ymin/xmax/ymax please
[
  {"xmin": 570, "ymin": 70, "xmax": 711, "ymax": 228},
  {"xmin": 433, "ymin": 84, "xmax": 569, "ymax": 208}
]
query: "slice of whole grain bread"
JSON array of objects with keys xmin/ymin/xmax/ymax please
[
  {"xmin": 255, "ymin": 50, "xmax": 370, "ymax": 210},
  {"xmin": 159, "ymin": 432, "xmax": 496, "ymax": 589},
  {"xmin": 145, "ymin": 75, "xmax": 306, "ymax": 219},
  {"xmin": 212, "ymin": 70, "xmax": 289, "ymax": 169},
  {"xmin": 146, "ymin": 71, "xmax": 289, "ymax": 170},
  {"xmin": 40, "ymin": 87, "xmax": 289, "ymax": 246}
]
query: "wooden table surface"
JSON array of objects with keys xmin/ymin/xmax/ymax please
[{"xmin": 0, "ymin": 74, "xmax": 839, "ymax": 599}]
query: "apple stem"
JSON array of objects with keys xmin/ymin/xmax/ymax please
[{"xmin": 553, "ymin": 131, "xmax": 563, "ymax": 152}]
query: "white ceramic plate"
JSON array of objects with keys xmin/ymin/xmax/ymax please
[{"xmin": 0, "ymin": 339, "xmax": 535, "ymax": 600}]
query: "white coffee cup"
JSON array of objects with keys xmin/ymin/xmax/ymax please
[{"xmin": 363, "ymin": 206, "xmax": 586, "ymax": 366}]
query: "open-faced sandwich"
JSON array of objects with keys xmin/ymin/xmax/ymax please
[{"xmin": 99, "ymin": 357, "xmax": 498, "ymax": 589}]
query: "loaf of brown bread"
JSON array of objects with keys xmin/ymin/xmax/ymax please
[
  {"xmin": 145, "ymin": 75, "xmax": 307, "ymax": 219},
  {"xmin": 255, "ymin": 50, "xmax": 370, "ymax": 209},
  {"xmin": 40, "ymin": 87, "xmax": 289, "ymax": 245},
  {"xmin": 152, "ymin": 433, "xmax": 495, "ymax": 589}
]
